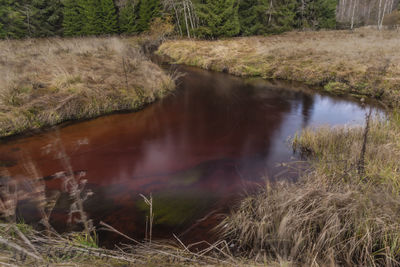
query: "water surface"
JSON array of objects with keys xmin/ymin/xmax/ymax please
[{"xmin": 0, "ymin": 66, "xmax": 382, "ymax": 246}]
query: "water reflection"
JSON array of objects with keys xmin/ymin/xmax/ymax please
[{"xmin": 0, "ymin": 66, "xmax": 381, "ymax": 246}]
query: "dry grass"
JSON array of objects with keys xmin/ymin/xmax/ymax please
[
  {"xmin": 0, "ymin": 222, "xmax": 243, "ymax": 267},
  {"xmin": 292, "ymin": 112, "xmax": 400, "ymax": 189},
  {"xmin": 0, "ymin": 37, "xmax": 175, "ymax": 137},
  {"xmin": 220, "ymin": 113, "xmax": 400, "ymax": 266},
  {"xmin": 158, "ymin": 28, "xmax": 400, "ymax": 106},
  {"xmin": 221, "ymin": 179, "xmax": 400, "ymax": 266}
]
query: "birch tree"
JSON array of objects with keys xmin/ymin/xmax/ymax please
[{"xmin": 163, "ymin": 0, "xmax": 198, "ymax": 38}]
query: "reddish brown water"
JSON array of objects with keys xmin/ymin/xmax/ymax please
[{"xmin": 0, "ymin": 66, "xmax": 382, "ymax": 247}]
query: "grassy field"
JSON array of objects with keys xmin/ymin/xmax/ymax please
[
  {"xmin": 158, "ymin": 28, "xmax": 400, "ymax": 107},
  {"xmin": 0, "ymin": 37, "xmax": 175, "ymax": 138}
]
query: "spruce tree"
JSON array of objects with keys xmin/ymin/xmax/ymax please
[
  {"xmin": 100, "ymin": 0, "xmax": 119, "ymax": 34},
  {"xmin": 238, "ymin": 0, "xmax": 268, "ymax": 35},
  {"xmin": 136, "ymin": 0, "xmax": 161, "ymax": 32},
  {"xmin": 119, "ymin": 0, "xmax": 139, "ymax": 34},
  {"xmin": 305, "ymin": 0, "xmax": 336, "ymax": 29},
  {"xmin": 0, "ymin": 2, "xmax": 8, "ymax": 38},
  {"xmin": 81, "ymin": 0, "xmax": 103, "ymax": 35},
  {"xmin": 0, "ymin": 0, "xmax": 27, "ymax": 38},
  {"xmin": 63, "ymin": 0, "xmax": 84, "ymax": 36},
  {"xmin": 196, "ymin": 0, "xmax": 240, "ymax": 38},
  {"xmin": 28, "ymin": 0, "xmax": 63, "ymax": 37},
  {"xmin": 267, "ymin": 0, "xmax": 298, "ymax": 33}
]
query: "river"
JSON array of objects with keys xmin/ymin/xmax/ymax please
[{"xmin": 0, "ymin": 65, "xmax": 382, "ymax": 247}]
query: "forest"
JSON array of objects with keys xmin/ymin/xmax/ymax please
[{"xmin": 2, "ymin": 0, "xmax": 396, "ymax": 39}]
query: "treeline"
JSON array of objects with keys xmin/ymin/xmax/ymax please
[
  {"xmin": 1, "ymin": 0, "xmax": 338, "ymax": 39},
  {"xmin": 336, "ymin": 0, "xmax": 400, "ymax": 29}
]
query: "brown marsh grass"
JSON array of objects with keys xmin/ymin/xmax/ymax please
[
  {"xmin": 158, "ymin": 28, "xmax": 400, "ymax": 106},
  {"xmin": 220, "ymin": 113, "xmax": 400, "ymax": 266},
  {"xmin": 0, "ymin": 37, "xmax": 175, "ymax": 138}
]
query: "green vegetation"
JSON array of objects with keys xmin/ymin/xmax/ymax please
[
  {"xmin": 62, "ymin": 0, "xmax": 84, "ymax": 36},
  {"xmin": 0, "ymin": 0, "xmax": 339, "ymax": 39},
  {"xmin": 63, "ymin": 0, "xmax": 119, "ymax": 36},
  {"xmin": 0, "ymin": 0, "xmax": 63, "ymax": 38},
  {"xmin": 136, "ymin": 0, "xmax": 162, "ymax": 32},
  {"xmin": 0, "ymin": 37, "xmax": 175, "ymax": 138},
  {"xmin": 196, "ymin": 0, "xmax": 240, "ymax": 38},
  {"xmin": 119, "ymin": 0, "xmax": 139, "ymax": 34}
]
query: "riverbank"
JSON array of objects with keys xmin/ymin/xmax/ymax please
[
  {"xmin": 158, "ymin": 28, "xmax": 400, "ymax": 107},
  {"xmin": 157, "ymin": 28, "xmax": 400, "ymax": 265},
  {"xmin": 221, "ymin": 112, "xmax": 400, "ymax": 265},
  {"xmin": 0, "ymin": 37, "xmax": 175, "ymax": 138}
]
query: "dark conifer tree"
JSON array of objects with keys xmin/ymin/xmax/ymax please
[
  {"xmin": 0, "ymin": 0, "xmax": 27, "ymax": 38},
  {"xmin": 63, "ymin": 0, "xmax": 84, "ymax": 36},
  {"xmin": 196, "ymin": 0, "xmax": 240, "ymax": 38},
  {"xmin": 136, "ymin": 0, "xmax": 161, "ymax": 32},
  {"xmin": 81, "ymin": 0, "xmax": 103, "ymax": 35},
  {"xmin": 100, "ymin": 0, "xmax": 119, "ymax": 34},
  {"xmin": 119, "ymin": 0, "xmax": 139, "ymax": 33},
  {"xmin": 302, "ymin": 0, "xmax": 337, "ymax": 29},
  {"xmin": 238, "ymin": 0, "xmax": 268, "ymax": 35},
  {"xmin": 29, "ymin": 0, "xmax": 63, "ymax": 37},
  {"xmin": 266, "ymin": 0, "xmax": 298, "ymax": 33}
]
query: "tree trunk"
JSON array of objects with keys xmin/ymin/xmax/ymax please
[
  {"xmin": 351, "ymin": 0, "xmax": 358, "ymax": 29},
  {"xmin": 183, "ymin": 0, "xmax": 190, "ymax": 38},
  {"xmin": 268, "ymin": 0, "xmax": 273, "ymax": 25},
  {"xmin": 379, "ymin": 0, "xmax": 388, "ymax": 29},
  {"xmin": 186, "ymin": 0, "xmax": 196, "ymax": 37},
  {"xmin": 173, "ymin": 3, "xmax": 183, "ymax": 37},
  {"xmin": 378, "ymin": 0, "xmax": 383, "ymax": 29}
]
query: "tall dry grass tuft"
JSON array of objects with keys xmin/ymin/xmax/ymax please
[
  {"xmin": 221, "ymin": 179, "xmax": 400, "ymax": 266},
  {"xmin": 0, "ymin": 37, "xmax": 175, "ymax": 138},
  {"xmin": 292, "ymin": 114, "xmax": 400, "ymax": 188},
  {"xmin": 221, "ymin": 114, "xmax": 400, "ymax": 266},
  {"xmin": 158, "ymin": 28, "xmax": 400, "ymax": 107}
]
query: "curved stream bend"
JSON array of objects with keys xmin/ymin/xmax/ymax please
[{"xmin": 0, "ymin": 65, "xmax": 383, "ymax": 245}]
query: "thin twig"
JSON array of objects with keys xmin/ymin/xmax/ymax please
[{"xmin": 358, "ymin": 107, "xmax": 373, "ymax": 175}]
